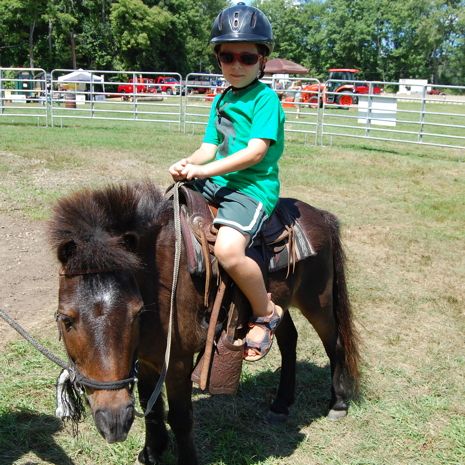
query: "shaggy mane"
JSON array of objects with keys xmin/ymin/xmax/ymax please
[{"xmin": 48, "ymin": 181, "xmax": 170, "ymax": 274}]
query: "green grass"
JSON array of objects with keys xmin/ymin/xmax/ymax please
[{"xmin": 0, "ymin": 120, "xmax": 464, "ymax": 464}]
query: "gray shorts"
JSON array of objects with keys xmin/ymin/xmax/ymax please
[{"xmin": 192, "ymin": 179, "xmax": 268, "ymax": 245}]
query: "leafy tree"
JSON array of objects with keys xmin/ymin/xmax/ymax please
[{"xmin": 110, "ymin": 0, "xmax": 174, "ymax": 70}]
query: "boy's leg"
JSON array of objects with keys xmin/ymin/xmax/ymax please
[
  {"xmin": 214, "ymin": 226, "xmax": 270, "ymax": 318},
  {"xmin": 215, "ymin": 226, "xmax": 281, "ymax": 359}
]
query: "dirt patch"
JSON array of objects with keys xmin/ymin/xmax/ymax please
[{"xmin": 0, "ymin": 213, "xmax": 57, "ymax": 348}]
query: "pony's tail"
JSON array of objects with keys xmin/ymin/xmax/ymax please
[{"xmin": 324, "ymin": 212, "xmax": 361, "ymax": 395}]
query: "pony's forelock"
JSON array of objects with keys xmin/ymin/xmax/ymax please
[{"xmin": 48, "ymin": 181, "xmax": 167, "ymax": 274}]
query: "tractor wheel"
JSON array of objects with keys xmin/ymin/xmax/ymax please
[
  {"xmin": 308, "ymin": 95, "xmax": 321, "ymax": 109},
  {"xmin": 336, "ymin": 92, "xmax": 354, "ymax": 108}
]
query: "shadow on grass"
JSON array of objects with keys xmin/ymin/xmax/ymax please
[
  {"xmin": 193, "ymin": 360, "xmax": 332, "ymax": 465},
  {"xmin": 0, "ymin": 409, "xmax": 75, "ymax": 465}
]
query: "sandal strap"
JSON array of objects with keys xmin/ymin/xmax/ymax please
[{"xmin": 249, "ymin": 304, "xmax": 282, "ymax": 332}]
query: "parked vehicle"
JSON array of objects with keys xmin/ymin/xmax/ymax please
[
  {"xmin": 152, "ymin": 76, "xmax": 180, "ymax": 95},
  {"xmin": 302, "ymin": 69, "xmax": 382, "ymax": 108},
  {"xmin": 185, "ymin": 75, "xmax": 217, "ymax": 94},
  {"xmin": 427, "ymin": 88, "xmax": 445, "ymax": 96},
  {"xmin": 117, "ymin": 78, "xmax": 156, "ymax": 100}
]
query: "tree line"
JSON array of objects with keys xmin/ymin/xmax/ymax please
[{"xmin": 0, "ymin": 0, "xmax": 464, "ymax": 84}]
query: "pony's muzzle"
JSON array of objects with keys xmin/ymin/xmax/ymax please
[{"xmin": 94, "ymin": 402, "xmax": 135, "ymax": 443}]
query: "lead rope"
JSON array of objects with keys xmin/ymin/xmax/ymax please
[{"xmin": 142, "ymin": 182, "xmax": 182, "ymax": 416}]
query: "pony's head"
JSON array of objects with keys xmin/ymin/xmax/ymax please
[{"xmin": 48, "ymin": 182, "xmax": 166, "ymax": 442}]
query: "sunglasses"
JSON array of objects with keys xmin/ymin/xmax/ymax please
[{"xmin": 217, "ymin": 51, "xmax": 261, "ymax": 66}]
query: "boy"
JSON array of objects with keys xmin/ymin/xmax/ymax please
[{"xmin": 169, "ymin": 3, "xmax": 285, "ymax": 361}]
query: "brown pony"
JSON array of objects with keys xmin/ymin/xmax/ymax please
[{"xmin": 48, "ymin": 181, "xmax": 360, "ymax": 465}]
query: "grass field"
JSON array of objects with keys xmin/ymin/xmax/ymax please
[{"xmin": 0, "ymin": 120, "xmax": 464, "ymax": 465}]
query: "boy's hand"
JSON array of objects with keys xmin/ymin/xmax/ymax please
[
  {"xmin": 169, "ymin": 158, "xmax": 188, "ymax": 181},
  {"xmin": 180, "ymin": 163, "xmax": 208, "ymax": 180}
]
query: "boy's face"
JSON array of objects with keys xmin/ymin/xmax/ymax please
[{"xmin": 217, "ymin": 42, "xmax": 265, "ymax": 89}]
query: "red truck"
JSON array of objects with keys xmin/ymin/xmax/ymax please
[
  {"xmin": 152, "ymin": 76, "xmax": 180, "ymax": 95},
  {"xmin": 117, "ymin": 76, "xmax": 180, "ymax": 100},
  {"xmin": 117, "ymin": 78, "xmax": 155, "ymax": 100}
]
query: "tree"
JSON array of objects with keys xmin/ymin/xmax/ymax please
[{"xmin": 110, "ymin": 0, "xmax": 174, "ymax": 70}]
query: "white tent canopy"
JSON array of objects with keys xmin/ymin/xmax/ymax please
[{"xmin": 57, "ymin": 69, "xmax": 103, "ymax": 82}]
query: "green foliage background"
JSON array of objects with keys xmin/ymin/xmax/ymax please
[{"xmin": 0, "ymin": 0, "xmax": 464, "ymax": 84}]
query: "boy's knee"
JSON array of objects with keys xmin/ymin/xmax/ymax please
[{"xmin": 214, "ymin": 241, "xmax": 241, "ymax": 270}]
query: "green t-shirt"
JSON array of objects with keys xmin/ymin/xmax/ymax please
[{"xmin": 203, "ymin": 81, "xmax": 285, "ymax": 215}]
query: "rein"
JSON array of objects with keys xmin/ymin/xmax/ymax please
[
  {"xmin": 0, "ymin": 182, "xmax": 184, "ymax": 418},
  {"xmin": 142, "ymin": 181, "xmax": 182, "ymax": 416}
]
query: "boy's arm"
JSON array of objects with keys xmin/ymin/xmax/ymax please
[{"xmin": 181, "ymin": 138, "xmax": 270, "ymax": 180}]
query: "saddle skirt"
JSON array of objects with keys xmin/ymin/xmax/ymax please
[{"xmin": 174, "ymin": 184, "xmax": 316, "ymax": 280}]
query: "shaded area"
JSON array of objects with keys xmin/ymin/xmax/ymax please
[
  {"xmin": 0, "ymin": 410, "xmax": 75, "ymax": 465},
  {"xmin": 193, "ymin": 361, "xmax": 335, "ymax": 465}
]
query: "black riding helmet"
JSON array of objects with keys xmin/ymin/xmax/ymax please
[{"xmin": 210, "ymin": 2, "xmax": 274, "ymax": 56}]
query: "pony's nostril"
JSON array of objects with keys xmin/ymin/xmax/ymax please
[
  {"xmin": 94, "ymin": 405, "xmax": 134, "ymax": 443},
  {"xmin": 95, "ymin": 409, "xmax": 114, "ymax": 440},
  {"xmin": 124, "ymin": 403, "xmax": 135, "ymax": 429}
]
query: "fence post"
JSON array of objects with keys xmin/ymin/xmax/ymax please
[
  {"xmin": 365, "ymin": 82, "xmax": 374, "ymax": 138},
  {"xmin": 0, "ymin": 69, "xmax": 3, "ymax": 115},
  {"xmin": 419, "ymin": 86, "xmax": 427, "ymax": 143}
]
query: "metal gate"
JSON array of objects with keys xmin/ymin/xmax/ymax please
[
  {"xmin": 0, "ymin": 68, "xmax": 48, "ymax": 125},
  {"xmin": 319, "ymin": 80, "xmax": 465, "ymax": 149},
  {"xmin": 50, "ymin": 69, "xmax": 183, "ymax": 128}
]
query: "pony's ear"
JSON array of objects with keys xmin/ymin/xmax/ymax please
[
  {"xmin": 120, "ymin": 232, "xmax": 139, "ymax": 252},
  {"xmin": 57, "ymin": 240, "xmax": 77, "ymax": 264}
]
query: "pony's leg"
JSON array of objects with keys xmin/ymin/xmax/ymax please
[
  {"xmin": 300, "ymin": 298, "xmax": 350, "ymax": 419},
  {"xmin": 165, "ymin": 357, "xmax": 198, "ymax": 465},
  {"xmin": 268, "ymin": 309, "xmax": 298, "ymax": 422},
  {"xmin": 136, "ymin": 368, "xmax": 169, "ymax": 465}
]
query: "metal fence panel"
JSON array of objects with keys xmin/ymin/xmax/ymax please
[
  {"xmin": 183, "ymin": 73, "xmax": 223, "ymax": 133},
  {"xmin": 0, "ymin": 68, "xmax": 48, "ymax": 125},
  {"xmin": 50, "ymin": 69, "xmax": 183, "ymax": 128},
  {"xmin": 1, "ymin": 67, "xmax": 464, "ymax": 150},
  {"xmin": 320, "ymin": 80, "xmax": 465, "ymax": 149}
]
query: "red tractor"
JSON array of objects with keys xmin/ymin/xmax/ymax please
[{"xmin": 302, "ymin": 68, "xmax": 381, "ymax": 108}]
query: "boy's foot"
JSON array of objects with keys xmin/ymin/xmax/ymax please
[{"xmin": 244, "ymin": 301, "xmax": 283, "ymax": 362}]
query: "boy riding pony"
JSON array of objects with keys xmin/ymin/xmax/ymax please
[{"xmin": 169, "ymin": 3, "xmax": 285, "ymax": 362}]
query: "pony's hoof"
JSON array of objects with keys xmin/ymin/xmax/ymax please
[
  {"xmin": 327, "ymin": 409, "xmax": 347, "ymax": 420},
  {"xmin": 135, "ymin": 459, "xmax": 159, "ymax": 465},
  {"xmin": 136, "ymin": 450, "xmax": 160, "ymax": 465},
  {"xmin": 266, "ymin": 409, "xmax": 288, "ymax": 423}
]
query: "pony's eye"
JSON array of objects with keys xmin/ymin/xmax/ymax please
[
  {"xmin": 133, "ymin": 306, "xmax": 145, "ymax": 320},
  {"xmin": 57, "ymin": 313, "xmax": 75, "ymax": 331}
]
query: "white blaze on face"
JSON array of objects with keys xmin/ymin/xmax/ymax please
[{"xmin": 93, "ymin": 280, "xmax": 116, "ymax": 312}]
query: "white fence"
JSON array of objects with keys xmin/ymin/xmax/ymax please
[
  {"xmin": 0, "ymin": 68, "xmax": 48, "ymax": 125},
  {"xmin": 49, "ymin": 69, "xmax": 183, "ymax": 127},
  {"xmin": 1, "ymin": 67, "xmax": 464, "ymax": 150}
]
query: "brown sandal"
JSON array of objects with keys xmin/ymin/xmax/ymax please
[{"xmin": 244, "ymin": 303, "xmax": 283, "ymax": 362}]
